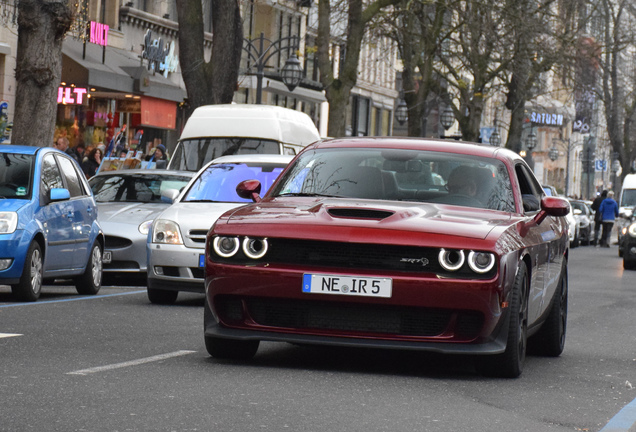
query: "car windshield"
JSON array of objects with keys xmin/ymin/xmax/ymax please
[
  {"xmin": 182, "ymin": 162, "xmax": 287, "ymax": 203},
  {"xmin": 570, "ymin": 201, "xmax": 587, "ymax": 213},
  {"xmin": 270, "ymin": 148, "xmax": 515, "ymax": 211},
  {"xmin": 169, "ymin": 138, "xmax": 280, "ymax": 172},
  {"xmin": 621, "ymin": 189, "xmax": 636, "ymax": 208},
  {"xmin": 0, "ymin": 153, "xmax": 34, "ymax": 199},
  {"xmin": 89, "ymin": 173, "xmax": 192, "ymax": 203}
]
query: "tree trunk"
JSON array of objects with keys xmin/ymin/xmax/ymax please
[
  {"xmin": 176, "ymin": 0, "xmax": 242, "ymax": 119},
  {"xmin": 12, "ymin": 0, "xmax": 72, "ymax": 147}
]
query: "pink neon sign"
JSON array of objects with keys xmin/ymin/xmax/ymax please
[
  {"xmin": 58, "ymin": 87, "xmax": 87, "ymax": 105},
  {"xmin": 90, "ymin": 21, "xmax": 109, "ymax": 46}
]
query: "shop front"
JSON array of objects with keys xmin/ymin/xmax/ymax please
[{"xmin": 57, "ymin": 35, "xmax": 185, "ymax": 160}]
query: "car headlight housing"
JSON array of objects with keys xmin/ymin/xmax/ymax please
[
  {"xmin": 242, "ymin": 237, "xmax": 268, "ymax": 259},
  {"xmin": 0, "ymin": 212, "xmax": 18, "ymax": 234},
  {"xmin": 212, "ymin": 236, "xmax": 240, "ymax": 258},
  {"xmin": 152, "ymin": 219, "xmax": 183, "ymax": 244},
  {"xmin": 628, "ymin": 223, "xmax": 636, "ymax": 237},
  {"xmin": 467, "ymin": 251, "xmax": 496, "ymax": 273},
  {"xmin": 138, "ymin": 219, "xmax": 153, "ymax": 235},
  {"xmin": 438, "ymin": 248, "xmax": 465, "ymax": 271}
]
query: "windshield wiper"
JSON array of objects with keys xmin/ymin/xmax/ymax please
[{"xmin": 276, "ymin": 192, "xmax": 342, "ymax": 198}]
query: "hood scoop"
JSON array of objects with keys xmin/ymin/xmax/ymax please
[{"xmin": 328, "ymin": 208, "xmax": 394, "ymax": 220}]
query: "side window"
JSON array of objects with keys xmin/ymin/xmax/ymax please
[
  {"xmin": 40, "ymin": 154, "xmax": 65, "ymax": 202},
  {"xmin": 515, "ymin": 163, "xmax": 541, "ymax": 212},
  {"xmin": 57, "ymin": 156, "xmax": 85, "ymax": 197}
]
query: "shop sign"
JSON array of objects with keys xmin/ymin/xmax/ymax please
[
  {"xmin": 89, "ymin": 21, "xmax": 109, "ymax": 46},
  {"xmin": 116, "ymin": 99, "xmax": 141, "ymax": 112},
  {"xmin": 530, "ymin": 111, "xmax": 564, "ymax": 127},
  {"xmin": 58, "ymin": 87, "xmax": 88, "ymax": 105},
  {"xmin": 141, "ymin": 29, "xmax": 179, "ymax": 77}
]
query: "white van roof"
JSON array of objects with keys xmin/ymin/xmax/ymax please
[{"xmin": 179, "ymin": 104, "xmax": 321, "ymax": 146}]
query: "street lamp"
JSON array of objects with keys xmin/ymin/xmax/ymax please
[
  {"xmin": 243, "ymin": 32, "xmax": 304, "ymax": 104},
  {"xmin": 549, "ymin": 146, "xmax": 559, "ymax": 161},
  {"xmin": 489, "ymin": 129, "xmax": 501, "ymax": 146},
  {"xmin": 526, "ymin": 131, "xmax": 537, "ymax": 151},
  {"xmin": 395, "ymin": 99, "xmax": 408, "ymax": 125},
  {"xmin": 440, "ymin": 106, "xmax": 455, "ymax": 130}
]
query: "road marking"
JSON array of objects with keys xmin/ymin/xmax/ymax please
[
  {"xmin": 66, "ymin": 350, "xmax": 197, "ymax": 376},
  {"xmin": 0, "ymin": 290, "xmax": 146, "ymax": 308},
  {"xmin": 600, "ymin": 396, "xmax": 636, "ymax": 432},
  {"xmin": 0, "ymin": 333, "xmax": 22, "ymax": 338}
]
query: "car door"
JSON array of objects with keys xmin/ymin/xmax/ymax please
[
  {"xmin": 38, "ymin": 153, "xmax": 75, "ymax": 271},
  {"xmin": 515, "ymin": 163, "xmax": 563, "ymax": 322},
  {"xmin": 56, "ymin": 155, "xmax": 95, "ymax": 270}
]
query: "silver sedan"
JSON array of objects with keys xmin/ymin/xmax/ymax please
[{"xmin": 89, "ymin": 169, "xmax": 194, "ymax": 283}]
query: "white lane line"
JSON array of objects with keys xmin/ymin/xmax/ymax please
[
  {"xmin": 66, "ymin": 350, "xmax": 197, "ymax": 375},
  {"xmin": 0, "ymin": 333, "xmax": 22, "ymax": 338}
]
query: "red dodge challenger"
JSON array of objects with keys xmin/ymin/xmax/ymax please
[{"xmin": 203, "ymin": 138, "xmax": 570, "ymax": 378}]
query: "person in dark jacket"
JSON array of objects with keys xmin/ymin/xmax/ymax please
[
  {"xmin": 598, "ymin": 190, "xmax": 619, "ymax": 248},
  {"xmin": 81, "ymin": 147, "xmax": 102, "ymax": 179},
  {"xmin": 54, "ymin": 137, "xmax": 79, "ymax": 162},
  {"xmin": 591, "ymin": 190, "xmax": 608, "ymax": 245}
]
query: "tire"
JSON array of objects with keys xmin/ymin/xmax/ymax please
[
  {"xmin": 147, "ymin": 287, "xmax": 179, "ymax": 305},
  {"xmin": 11, "ymin": 241, "xmax": 43, "ymax": 302},
  {"xmin": 529, "ymin": 262, "xmax": 568, "ymax": 356},
  {"xmin": 624, "ymin": 258, "xmax": 636, "ymax": 270},
  {"xmin": 205, "ymin": 335, "xmax": 259, "ymax": 360},
  {"xmin": 75, "ymin": 242, "xmax": 102, "ymax": 295},
  {"xmin": 475, "ymin": 261, "xmax": 528, "ymax": 378}
]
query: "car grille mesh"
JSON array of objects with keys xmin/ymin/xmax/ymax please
[
  {"xmin": 104, "ymin": 236, "xmax": 133, "ymax": 249},
  {"xmin": 216, "ymin": 296, "xmax": 483, "ymax": 339}
]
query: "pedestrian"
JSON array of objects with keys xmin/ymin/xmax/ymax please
[
  {"xmin": 597, "ymin": 190, "xmax": 619, "ymax": 248},
  {"xmin": 81, "ymin": 147, "xmax": 102, "ymax": 179},
  {"xmin": 54, "ymin": 136, "xmax": 79, "ymax": 162},
  {"xmin": 591, "ymin": 190, "xmax": 607, "ymax": 246}
]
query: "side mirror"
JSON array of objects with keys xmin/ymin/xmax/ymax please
[
  {"xmin": 161, "ymin": 188, "xmax": 180, "ymax": 204},
  {"xmin": 236, "ymin": 179, "xmax": 262, "ymax": 202},
  {"xmin": 49, "ymin": 188, "xmax": 71, "ymax": 202},
  {"xmin": 534, "ymin": 196, "xmax": 570, "ymax": 225}
]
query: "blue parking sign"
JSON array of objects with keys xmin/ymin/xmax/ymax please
[{"xmin": 595, "ymin": 160, "xmax": 607, "ymax": 172}]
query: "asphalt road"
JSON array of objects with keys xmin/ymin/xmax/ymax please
[{"xmin": 1, "ymin": 244, "xmax": 635, "ymax": 432}]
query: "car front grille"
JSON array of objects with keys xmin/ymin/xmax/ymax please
[
  {"xmin": 211, "ymin": 238, "xmax": 495, "ymax": 279},
  {"xmin": 188, "ymin": 229, "xmax": 209, "ymax": 244},
  {"xmin": 104, "ymin": 235, "xmax": 133, "ymax": 249},
  {"xmin": 104, "ymin": 261, "xmax": 139, "ymax": 270},
  {"xmin": 215, "ymin": 296, "xmax": 483, "ymax": 340}
]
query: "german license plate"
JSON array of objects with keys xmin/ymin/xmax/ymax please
[
  {"xmin": 199, "ymin": 254, "xmax": 205, "ymax": 267},
  {"xmin": 302, "ymin": 274, "xmax": 392, "ymax": 298},
  {"xmin": 103, "ymin": 250, "xmax": 112, "ymax": 264}
]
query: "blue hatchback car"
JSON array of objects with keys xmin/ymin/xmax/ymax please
[{"xmin": 0, "ymin": 145, "xmax": 104, "ymax": 301}]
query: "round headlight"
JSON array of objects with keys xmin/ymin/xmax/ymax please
[
  {"xmin": 242, "ymin": 237, "xmax": 268, "ymax": 259},
  {"xmin": 213, "ymin": 236, "xmax": 240, "ymax": 258},
  {"xmin": 628, "ymin": 223, "xmax": 636, "ymax": 237},
  {"xmin": 438, "ymin": 248, "xmax": 465, "ymax": 271},
  {"xmin": 467, "ymin": 251, "xmax": 496, "ymax": 273}
]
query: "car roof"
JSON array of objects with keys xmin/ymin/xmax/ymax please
[
  {"xmin": 0, "ymin": 144, "xmax": 45, "ymax": 155},
  {"xmin": 210, "ymin": 154, "xmax": 294, "ymax": 164},
  {"xmin": 310, "ymin": 137, "xmax": 521, "ymax": 161},
  {"xmin": 90, "ymin": 169, "xmax": 195, "ymax": 177}
]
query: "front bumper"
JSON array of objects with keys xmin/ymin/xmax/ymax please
[
  {"xmin": 0, "ymin": 230, "xmax": 28, "ymax": 283},
  {"xmin": 146, "ymin": 242, "xmax": 205, "ymax": 292},
  {"xmin": 204, "ymin": 262, "xmax": 509, "ymax": 354}
]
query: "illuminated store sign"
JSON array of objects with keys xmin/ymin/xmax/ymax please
[
  {"xmin": 90, "ymin": 21, "xmax": 109, "ymax": 46},
  {"xmin": 58, "ymin": 87, "xmax": 87, "ymax": 105},
  {"xmin": 529, "ymin": 111, "xmax": 564, "ymax": 127}
]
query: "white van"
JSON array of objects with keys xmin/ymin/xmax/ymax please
[
  {"xmin": 167, "ymin": 104, "xmax": 321, "ymax": 172},
  {"xmin": 619, "ymin": 173, "xmax": 636, "ymax": 216}
]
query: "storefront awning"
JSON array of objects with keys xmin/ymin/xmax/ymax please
[{"xmin": 62, "ymin": 38, "xmax": 186, "ymax": 103}]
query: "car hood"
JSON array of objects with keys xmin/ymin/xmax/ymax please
[
  {"xmin": 0, "ymin": 199, "xmax": 29, "ymax": 213},
  {"xmin": 97, "ymin": 202, "xmax": 170, "ymax": 225},
  {"xmin": 217, "ymin": 197, "xmax": 514, "ymax": 240}
]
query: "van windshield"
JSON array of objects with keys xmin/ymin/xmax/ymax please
[
  {"xmin": 169, "ymin": 138, "xmax": 280, "ymax": 172},
  {"xmin": 621, "ymin": 189, "xmax": 636, "ymax": 208}
]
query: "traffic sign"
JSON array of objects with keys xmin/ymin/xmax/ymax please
[{"xmin": 595, "ymin": 159, "xmax": 607, "ymax": 172}]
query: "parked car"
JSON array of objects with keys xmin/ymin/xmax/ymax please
[
  {"xmin": 88, "ymin": 169, "xmax": 194, "ymax": 283},
  {"xmin": 619, "ymin": 205, "xmax": 636, "ymax": 268},
  {"xmin": 563, "ymin": 200, "xmax": 578, "ymax": 248},
  {"xmin": 569, "ymin": 199, "xmax": 593, "ymax": 246},
  {"xmin": 203, "ymin": 138, "xmax": 571, "ymax": 378},
  {"xmin": 0, "ymin": 145, "xmax": 104, "ymax": 301},
  {"xmin": 146, "ymin": 154, "xmax": 293, "ymax": 304}
]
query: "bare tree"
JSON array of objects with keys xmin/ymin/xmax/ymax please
[
  {"xmin": 316, "ymin": 0, "xmax": 401, "ymax": 138},
  {"xmin": 12, "ymin": 0, "xmax": 73, "ymax": 147},
  {"xmin": 175, "ymin": 0, "xmax": 242, "ymax": 119}
]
